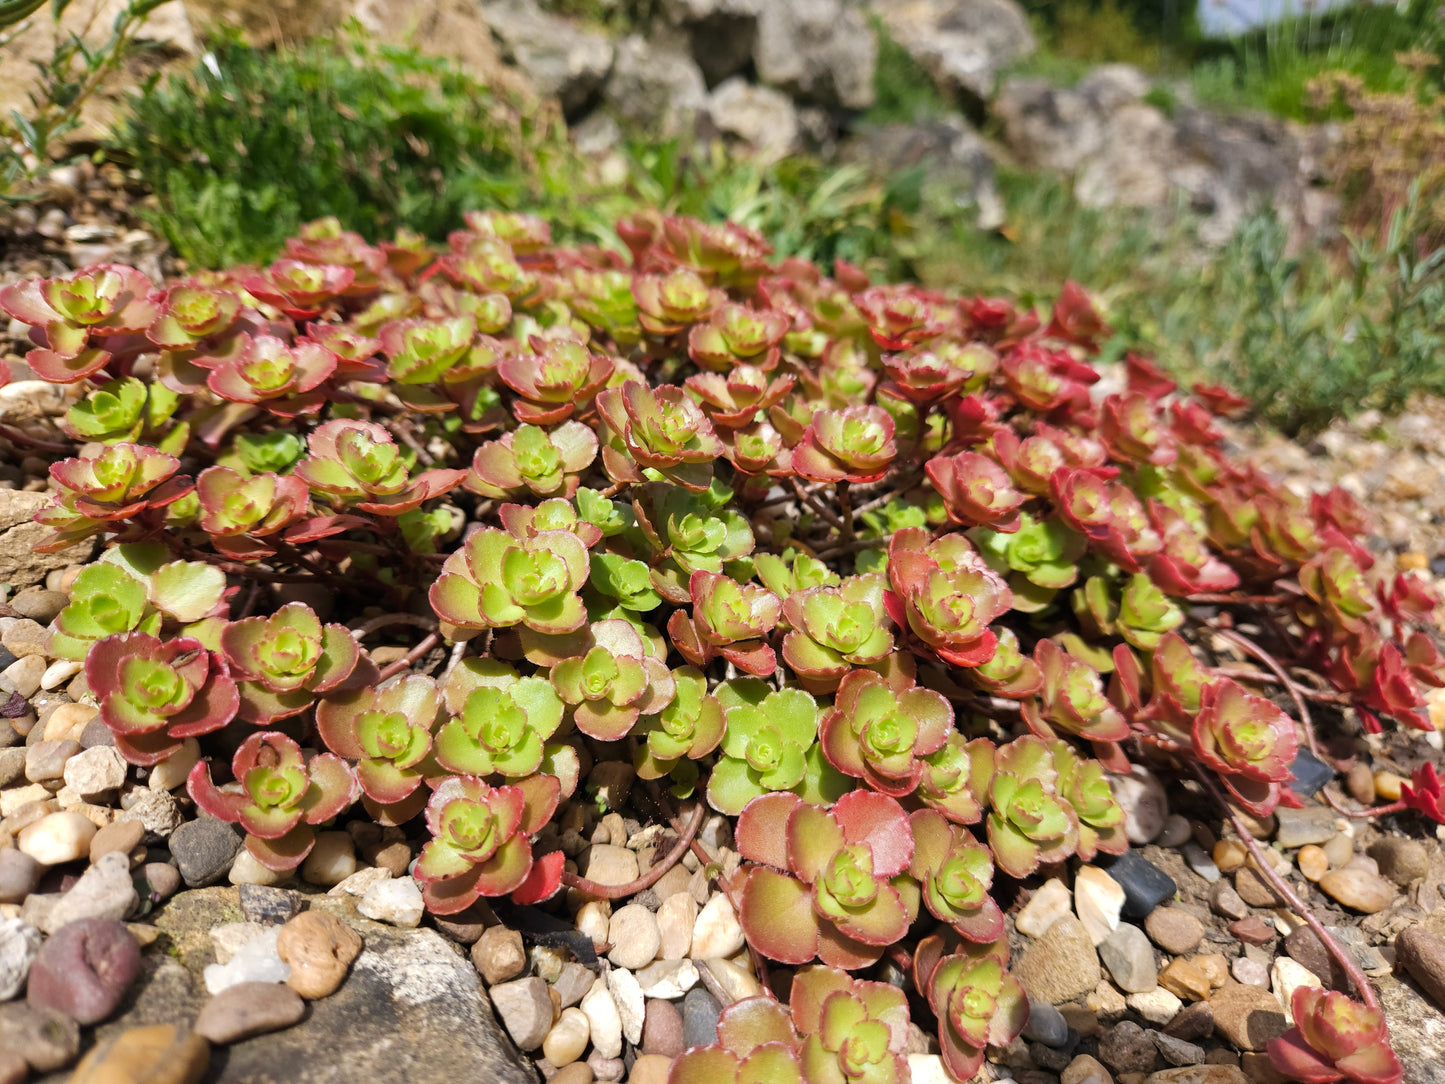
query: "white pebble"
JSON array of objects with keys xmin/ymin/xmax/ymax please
[
  {"xmin": 576, "ymin": 899, "xmax": 611, "ymax": 951},
  {"xmin": 228, "ymin": 848, "xmax": 291, "ymax": 887},
  {"xmin": 203, "ymin": 926, "xmax": 291, "ymax": 992},
  {"xmin": 608, "ymin": 965, "xmax": 646, "ymax": 1045},
  {"xmin": 40, "ymin": 659, "xmax": 82, "ymax": 691},
  {"xmin": 17, "ymin": 811, "xmax": 96, "ymax": 865},
  {"xmin": 358, "ymin": 876, "xmax": 424, "ymax": 927},
  {"xmin": 62, "ymin": 746, "xmax": 127, "ymax": 800},
  {"xmin": 689, "ymin": 893, "xmax": 744, "ymax": 959},
  {"xmin": 301, "ymin": 831, "xmax": 357, "ymax": 887},
  {"xmin": 1016, "ymin": 878, "xmax": 1073, "ymax": 938},
  {"xmin": 1074, "ymin": 866, "xmax": 1125, "ymax": 945},
  {"xmin": 148, "ymin": 739, "xmax": 200, "ymax": 791},
  {"xmin": 541, "ymin": 1007, "xmax": 590, "ymax": 1066},
  {"xmin": 2, "ymin": 655, "xmax": 46, "ymax": 698},
  {"xmin": 1272, "ymin": 957, "xmax": 1322, "ymax": 1022},
  {"xmin": 581, "ymin": 978, "xmax": 623, "ymax": 1059},
  {"xmin": 1111, "ymin": 765, "xmax": 1168, "ymax": 844}
]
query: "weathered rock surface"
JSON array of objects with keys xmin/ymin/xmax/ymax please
[
  {"xmin": 754, "ymin": 0, "xmax": 876, "ymax": 111},
  {"xmin": 868, "ymin": 0, "xmax": 1034, "ymax": 104},
  {"xmin": 479, "ymin": 0, "xmax": 614, "ymax": 116},
  {"xmin": 38, "ymin": 888, "xmax": 538, "ymax": 1084}
]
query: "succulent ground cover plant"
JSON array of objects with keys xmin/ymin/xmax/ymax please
[{"xmin": 5, "ymin": 211, "xmax": 1439, "ymax": 1082}]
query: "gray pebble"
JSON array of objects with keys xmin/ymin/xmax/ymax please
[
  {"xmin": 1021, "ymin": 999, "xmax": 1070, "ymax": 1046},
  {"xmin": 1099, "ymin": 924, "xmax": 1158, "ymax": 994},
  {"xmin": 682, "ymin": 986, "xmax": 721, "ymax": 1048},
  {"xmin": 169, "ymin": 816, "xmax": 242, "ymax": 887},
  {"xmin": 0, "ymin": 849, "xmax": 41, "ymax": 904},
  {"xmin": 1154, "ymin": 1031, "xmax": 1206, "ymax": 1067}
]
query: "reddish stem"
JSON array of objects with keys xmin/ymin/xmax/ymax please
[
  {"xmin": 1191, "ymin": 764, "xmax": 1380, "ymax": 1010},
  {"xmin": 1187, "ymin": 592, "xmax": 1290, "ymax": 605},
  {"xmin": 559, "ymin": 800, "xmax": 706, "ymax": 901},
  {"xmin": 353, "ymin": 612, "xmax": 439, "ymax": 639},
  {"xmin": 0, "ymin": 423, "xmax": 71, "ymax": 454},
  {"xmin": 376, "ymin": 632, "xmax": 441, "ymax": 682}
]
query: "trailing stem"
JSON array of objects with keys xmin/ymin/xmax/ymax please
[{"xmin": 1191, "ymin": 764, "xmax": 1380, "ymax": 1011}]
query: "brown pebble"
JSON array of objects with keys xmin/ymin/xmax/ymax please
[
  {"xmin": 1296, "ymin": 845, "xmax": 1328, "ymax": 882},
  {"xmin": 1210, "ymin": 982, "xmax": 1287, "ymax": 1051},
  {"xmin": 1145, "ymin": 907, "xmax": 1203, "ymax": 955},
  {"xmin": 1241, "ymin": 1050, "xmax": 1294, "ymax": 1084},
  {"xmin": 364, "ymin": 840, "xmax": 412, "ymax": 877},
  {"xmin": 89, "ymin": 819, "xmax": 145, "ymax": 864},
  {"xmin": 642, "ymin": 998, "xmax": 684, "ymax": 1057},
  {"xmin": 1196, "ymin": 954, "xmax": 1229, "ymax": 989},
  {"xmin": 1228, "ymin": 917, "xmax": 1274, "ymax": 946},
  {"xmin": 627, "ymin": 1054, "xmax": 673, "ymax": 1084},
  {"xmin": 1283, "ymin": 927, "xmax": 1350, "ymax": 991},
  {"xmin": 1163, "ymin": 1000, "xmax": 1214, "ymax": 1042},
  {"xmin": 1208, "ymin": 881, "xmax": 1249, "ymax": 921},
  {"xmin": 1396, "ymin": 925, "xmax": 1445, "ymax": 1010},
  {"xmin": 69, "ymin": 1023, "xmax": 208, "ymax": 1084},
  {"xmin": 1375, "ymin": 771, "xmax": 1403, "ymax": 801},
  {"xmin": 1317, "ymin": 867, "xmax": 1396, "ymax": 914},
  {"xmin": 1213, "ymin": 840, "xmax": 1246, "ymax": 873},
  {"xmin": 1159, "ymin": 958, "xmax": 1212, "ymax": 1001},
  {"xmin": 551, "ymin": 1065, "xmax": 594, "ymax": 1084},
  {"xmin": 0, "ymin": 1048, "xmax": 24, "ymax": 1084},
  {"xmin": 194, "ymin": 982, "xmax": 305, "ymax": 1043},
  {"xmin": 1233, "ymin": 867, "xmax": 1284, "ymax": 908},
  {"xmin": 1345, "ymin": 761, "xmax": 1375, "ymax": 806},
  {"xmin": 275, "ymin": 910, "xmax": 363, "ymax": 998},
  {"xmin": 471, "ymin": 925, "xmax": 527, "ymax": 985}
]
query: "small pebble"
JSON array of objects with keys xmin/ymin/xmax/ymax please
[
  {"xmin": 194, "ymin": 981, "xmax": 306, "ymax": 1042},
  {"xmin": 26, "ymin": 739, "xmax": 80, "ymax": 785},
  {"xmin": 357, "ymin": 876, "xmax": 424, "ymax": 927},
  {"xmin": 580, "ymin": 844, "xmax": 638, "ymax": 886},
  {"xmin": 1366, "ymin": 837, "xmax": 1429, "ymax": 886},
  {"xmin": 1396, "ymin": 925, "xmax": 1445, "ymax": 1010},
  {"xmin": 472, "ymin": 925, "xmax": 527, "ymax": 985},
  {"xmin": 146, "ymin": 739, "xmax": 200, "ymax": 791},
  {"xmin": 0, "ymin": 1002, "xmax": 79, "ymax": 1073},
  {"xmin": 17, "ymin": 810, "xmax": 96, "ymax": 865},
  {"xmin": 581, "ymin": 979, "xmax": 623, "ymax": 1059},
  {"xmin": 1016, "ymin": 878, "xmax": 1073, "ymax": 937},
  {"xmin": 492, "ymin": 977, "xmax": 554, "ymax": 1051},
  {"xmin": 681, "ymin": 986, "xmax": 721, "ymax": 1047},
  {"xmin": 1097, "ymin": 1019, "xmax": 1157, "ymax": 1074},
  {"xmin": 1228, "ymin": 916, "xmax": 1274, "ymax": 946},
  {"xmin": 1111, "ymin": 766, "xmax": 1168, "ymax": 844},
  {"xmin": 586, "ymin": 1052, "xmax": 623, "ymax": 1082},
  {"xmin": 1144, "ymin": 907, "xmax": 1203, "ymax": 955},
  {"xmin": 42, "ymin": 850, "xmax": 137, "ymax": 932},
  {"xmin": 628, "ymin": 1054, "xmax": 673, "ymax": 1084},
  {"xmin": 656, "ymin": 892, "xmax": 696, "ymax": 959},
  {"xmin": 1231, "ymin": 956, "xmax": 1269, "ymax": 987},
  {"xmin": 608, "ymin": 965, "xmax": 645, "ymax": 1044},
  {"xmin": 27, "ymin": 918, "xmax": 141, "ymax": 1024},
  {"xmin": 552, "ymin": 1066, "xmax": 594, "ymax": 1084},
  {"xmin": 1212, "ymin": 840, "xmax": 1245, "ymax": 873},
  {"xmin": 1162, "ymin": 1000, "xmax": 1214, "ymax": 1042},
  {"xmin": 1322, "ymin": 831, "xmax": 1355, "ymax": 869},
  {"xmin": 300, "ymin": 831, "xmax": 356, "ymax": 887},
  {"xmin": 1157, "ymin": 815, "xmax": 1192, "ymax": 848},
  {"xmin": 1158, "ymin": 958, "xmax": 1211, "ymax": 1001},
  {"xmin": 576, "ymin": 900, "xmax": 611, "ymax": 950},
  {"xmin": 607, "ymin": 904, "xmax": 661, "ymax": 969},
  {"xmin": 689, "ymin": 893, "xmax": 744, "ymax": 959},
  {"xmin": 40, "ymin": 659, "xmax": 81, "ymax": 692},
  {"xmin": 1296, "ymin": 845, "xmax": 1329, "ymax": 881},
  {"xmin": 89, "ymin": 818, "xmax": 144, "ymax": 863},
  {"xmin": 1015, "ymin": 915, "xmax": 1102, "ymax": 1005},
  {"xmin": 1273, "ymin": 807, "xmax": 1336, "ymax": 848},
  {"xmin": 1317, "ymin": 867, "xmax": 1396, "ymax": 913},
  {"xmin": 1209, "ymin": 982, "xmax": 1288, "ymax": 1051},
  {"xmin": 642, "ymin": 998, "xmax": 684, "ymax": 1057},
  {"xmin": 1271, "ymin": 957, "xmax": 1321, "ymax": 1021},
  {"xmin": 1375, "ymin": 770, "xmax": 1403, "ymax": 801},
  {"xmin": 0, "ymin": 849, "xmax": 41, "ymax": 904},
  {"xmin": 542, "ymin": 1007, "xmax": 590, "ymax": 1066},
  {"xmin": 635, "ymin": 958, "xmax": 700, "ymax": 999},
  {"xmin": 0, "ymin": 918, "xmax": 41, "ymax": 1000},
  {"xmin": 1345, "ymin": 761, "xmax": 1375, "ymax": 806},
  {"xmin": 1021, "ymin": 999, "xmax": 1070, "ymax": 1047},
  {"xmin": 238, "ymin": 884, "xmax": 303, "ymax": 925},
  {"xmin": 1104, "ymin": 851, "xmax": 1178, "ymax": 918},
  {"xmin": 1208, "ymin": 881, "xmax": 1249, "ymax": 921},
  {"xmin": 68, "ymin": 1023, "xmax": 208, "ymax": 1084},
  {"xmin": 276, "ymin": 910, "xmax": 363, "ymax": 998},
  {"xmin": 203, "ymin": 927, "xmax": 289, "ymax": 992},
  {"xmin": 1098, "ymin": 924, "xmax": 1157, "ymax": 994},
  {"xmin": 1154, "ymin": 1032, "xmax": 1206, "ymax": 1068},
  {"xmin": 1181, "ymin": 841, "xmax": 1221, "ymax": 883},
  {"xmin": 1284, "ymin": 750, "xmax": 1335, "ymax": 798},
  {"xmin": 1061, "ymin": 1054, "xmax": 1112, "ymax": 1084},
  {"xmin": 169, "ymin": 816, "xmax": 242, "ymax": 887},
  {"xmin": 1075, "ymin": 866, "xmax": 1125, "ymax": 945}
]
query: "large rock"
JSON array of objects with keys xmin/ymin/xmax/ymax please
[
  {"xmin": 869, "ymin": 0, "xmax": 1034, "ymax": 104},
  {"xmin": 841, "ymin": 116, "xmax": 1003, "ymax": 228},
  {"xmin": 705, "ymin": 78, "xmax": 800, "ymax": 162},
  {"xmin": 659, "ymin": 0, "xmax": 760, "ymax": 86},
  {"xmin": 994, "ymin": 68, "xmax": 1334, "ymax": 246},
  {"xmin": 183, "ymin": 0, "xmax": 534, "ymax": 98},
  {"xmin": 0, "ymin": 490, "xmax": 95, "ymax": 588},
  {"xmin": 37, "ymin": 887, "xmax": 537, "ymax": 1084},
  {"xmin": 754, "ymin": 0, "xmax": 877, "ymax": 111},
  {"xmin": 0, "ymin": 1, "xmax": 196, "ymax": 147},
  {"xmin": 603, "ymin": 35, "xmax": 708, "ymax": 138},
  {"xmin": 479, "ymin": 0, "xmax": 614, "ymax": 117}
]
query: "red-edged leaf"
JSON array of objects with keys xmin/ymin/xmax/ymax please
[
  {"xmin": 832, "ymin": 789, "xmax": 913, "ymax": 877},
  {"xmin": 511, "ymin": 850, "xmax": 564, "ymax": 905},
  {"xmin": 736, "ymin": 792, "xmax": 801, "ymax": 869},
  {"xmin": 739, "ymin": 866, "xmax": 820, "ymax": 965}
]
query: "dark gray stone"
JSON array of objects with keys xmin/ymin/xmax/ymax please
[
  {"xmin": 168, "ymin": 816, "xmax": 241, "ymax": 887},
  {"xmin": 1021, "ymin": 999, "xmax": 1069, "ymax": 1046},
  {"xmin": 1102, "ymin": 849, "xmax": 1177, "ymax": 918},
  {"xmin": 1287, "ymin": 749, "xmax": 1335, "ymax": 797},
  {"xmin": 0, "ymin": 848, "xmax": 41, "ymax": 904}
]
